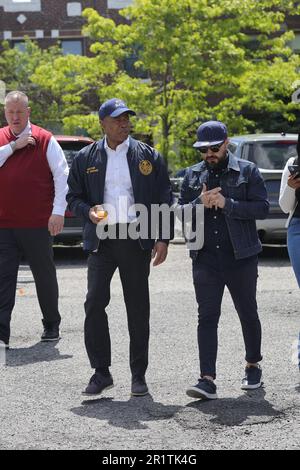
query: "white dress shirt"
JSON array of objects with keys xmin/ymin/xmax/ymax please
[
  {"xmin": 103, "ymin": 137, "xmax": 136, "ymax": 224},
  {"xmin": 0, "ymin": 121, "xmax": 69, "ymax": 216}
]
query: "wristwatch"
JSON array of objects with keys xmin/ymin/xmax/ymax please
[{"xmin": 10, "ymin": 141, "xmax": 17, "ymax": 153}]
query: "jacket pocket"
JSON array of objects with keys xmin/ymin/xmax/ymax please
[{"xmin": 226, "ymin": 176, "xmax": 248, "ymax": 199}]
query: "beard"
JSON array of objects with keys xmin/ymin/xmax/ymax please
[{"xmin": 205, "ymin": 150, "xmax": 228, "ymax": 168}]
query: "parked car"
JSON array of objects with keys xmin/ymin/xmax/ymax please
[
  {"xmin": 229, "ymin": 133, "xmax": 298, "ymax": 244},
  {"xmin": 170, "ymin": 176, "xmax": 184, "ymax": 197},
  {"xmin": 53, "ymin": 135, "xmax": 94, "ymax": 246},
  {"xmin": 171, "ymin": 133, "xmax": 298, "ymax": 244},
  {"xmin": 54, "ymin": 133, "xmax": 297, "ymax": 246}
]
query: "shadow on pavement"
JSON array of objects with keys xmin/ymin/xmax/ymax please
[
  {"xmin": 6, "ymin": 342, "xmax": 73, "ymax": 367},
  {"xmin": 71, "ymin": 394, "xmax": 182, "ymax": 430},
  {"xmin": 186, "ymin": 388, "xmax": 282, "ymax": 427},
  {"xmin": 71, "ymin": 389, "xmax": 284, "ymax": 430}
]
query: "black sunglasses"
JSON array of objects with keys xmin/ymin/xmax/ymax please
[{"xmin": 198, "ymin": 142, "xmax": 224, "ymax": 154}]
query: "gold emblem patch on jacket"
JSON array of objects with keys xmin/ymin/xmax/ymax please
[
  {"xmin": 86, "ymin": 166, "xmax": 99, "ymax": 174},
  {"xmin": 139, "ymin": 160, "xmax": 153, "ymax": 176}
]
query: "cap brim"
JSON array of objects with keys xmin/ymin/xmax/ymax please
[
  {"xmin": 110, "ymin": 108, "xmax": 136, "ymax": 118},
  {"xmin": 193, "ymin": 140, "xmax": 224, "ymax": 148}
]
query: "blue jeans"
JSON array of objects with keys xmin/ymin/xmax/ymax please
[
  {"xmin": 287, "ymin": 218, "xmax": 300, "ymax": 369},
  {"xmin": 287, "ymin": 218, "xmax": 300, "ymax": 287}
]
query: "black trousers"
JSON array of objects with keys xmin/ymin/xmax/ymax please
[
  {"xmin": 192, "ymin": 257, "xmax": 262, "ymax": 379},
  {"xmin": 84, "ymin": 238, "xmax": 152, "ymax": 377},
  {"xmin": 0, "ymin": 228, "xmax": 61, "ymax": 343}
]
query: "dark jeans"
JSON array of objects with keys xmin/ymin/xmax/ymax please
[
  {"xmin": 84, "ymin": 238, "xmax": 151, "ymax": 377},
  {"xmin": 192, "ymin": 257, "xmax": 262, "ymax": 379},
  {"xmin": 0, "ymin": 228, "xmax": 60, "ymax": 343}
]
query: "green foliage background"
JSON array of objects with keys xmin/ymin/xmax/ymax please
[{"xmin": 1, "ymin": 0, "xmax": 300, "ymax": 171}]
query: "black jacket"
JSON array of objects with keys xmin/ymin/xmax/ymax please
[{"xmin": 67, "ymin": 137, "xmax": 174, "ymax": 251}]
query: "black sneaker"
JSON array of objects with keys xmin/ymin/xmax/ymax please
[
  {"xmin": 41, "ymin": 325, "xmax": 60, "ymax": 342},
  {"xmin": 186, "ymin": 378, "xmax": 218, "ymax": 400},
  {"xmin": 131, "ymin": 376, "xmax": 149, "ymax": 397},
  {"xmin": 82, "ymin": 372, "xmax": 114, "ymax": 396},
  {"xmin": 241, "ymin": 365, "xmax": 262, "ymax": 390}
]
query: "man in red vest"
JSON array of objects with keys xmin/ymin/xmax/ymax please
[{"xmin": 0, "ymin": 91, "xmax": 69, "ymax": 348}]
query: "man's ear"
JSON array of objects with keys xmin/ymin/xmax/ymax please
[{"xmin": 223, "ymin": 138, "xmax": 230, "ymax": 150}]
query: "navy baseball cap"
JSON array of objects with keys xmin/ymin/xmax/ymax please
[
  {"xmin": 99, "ymin": 98, "xmax": 136, "ymax": 120},
  {"xmin": 193, "ymin": 120, "xmax": 228, "ymax": 148}
]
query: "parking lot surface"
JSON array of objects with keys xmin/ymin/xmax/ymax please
[{"xmin": 0, "ymin": 245, "xmax": 299, "ymax": 450}]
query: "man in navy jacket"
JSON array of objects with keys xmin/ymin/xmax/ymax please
[
  {"xmin": 178, "ymin": 120, "xmax": 269, "ymax": 401},
  {"xmin": 67, "ymin": 98, "xmax": 173, "ymax": 397}
]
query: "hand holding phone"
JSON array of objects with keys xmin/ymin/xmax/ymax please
[{"xmin": 288, "ymin": 165, "xmax": 300, "ymax": 178}]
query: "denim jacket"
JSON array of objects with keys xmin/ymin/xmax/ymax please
[{"xmin": 178, "ymin": 152, "xmax": 269, "ymax": 260}]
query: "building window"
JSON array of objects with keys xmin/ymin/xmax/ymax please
[
  {"xmin": 0, "ymin": 1, "xmax": 41, "ymax": 12},
  {"xmin": 13, "ymin": 41, "xmax": 26, "ymax": 52},
  {"xmin": 290, "ymin": 33, "xmax": 300, "ymax": 52},
  {"xmin": 124, "ymin": 47, "xmax": 149, "ymax": 79},
  {"xmin": 3, "ymin": 31, "xmax": 12, "ymax": 40},
  {"xmin": 61, "ymin": 40, "xmax": 83, "ymax": 55},
  {"xmin": 67, "ymin": 2, "xmax": 82, "ymax": 17},
  {"xmin": 107, "ymin": 0, "xmax": 132, "ymax": 8},
  {"xmin": 35, "ymin": 30, "xmax": 44, "ymax": 38},
  {"xmin": 245, "ymin": 35, "xmax": 261, "ymax": 51}
]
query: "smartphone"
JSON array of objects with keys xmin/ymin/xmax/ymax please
[{"xmin": 288, "ymin": 165, "xmax": 300, "ymax": 177}]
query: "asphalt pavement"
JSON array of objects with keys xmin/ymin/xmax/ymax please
[{"xmin": 0, "ymin": 245, "xmax": 299, "ymax": 450}]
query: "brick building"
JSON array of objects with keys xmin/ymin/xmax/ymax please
[
  {"xmin": 0, "ymin": 1, "xmax": 300, "ymax": 55},
  {"xmin": 0, "ymin": 0, "xmax": 133, "ymax": 55}
]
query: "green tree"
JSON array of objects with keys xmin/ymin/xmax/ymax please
[
  {"xmin": 82, "ymin": 0, "xmax": 300, "ymax": 168},
  {"xmin": 2, "ymin": 1, "xmax": 300, "ymax": 170},
  {"xmin": 0, "ymin": 40, "xmax": 62, "ymax": 129}
]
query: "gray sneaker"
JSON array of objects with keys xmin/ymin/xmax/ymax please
[
  {"xmin": 131, "ymin": 376, "xmax": 149, "ymax": 396},
  {"xmin": 186, "ymin": 378, "xmax": 218, "ymax": 400}
]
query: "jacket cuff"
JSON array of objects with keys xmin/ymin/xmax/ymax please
[
  {"xmin": 223, "ymin": 198, "xmax": 234, "ymax": 216},
  {"xmin": 192, "ymin": 196, "xmax": 202, "ymax": 207},
  {"xmin": 84, "ymin": 205, "xmax": 91, "ymax": 220}
]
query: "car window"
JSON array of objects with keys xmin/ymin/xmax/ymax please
[
  {"xmin": 170, "ymin": 177, "xmax": 183, "ymax": 195},
  {"xmin": 247, "ymin": 141, "xmax": 297, "ymax": 170},
  {"xmin": 58, "ymin": 141, "xmax": 92, "ymax": 166},
  {"xmin": 228, "ymin": 142, "xmax": 238, "ymax": 154}
]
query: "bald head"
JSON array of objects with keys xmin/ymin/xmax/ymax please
[{"xmin": 4, "ymin": 91, "xmax": 30, "ymax": 135}]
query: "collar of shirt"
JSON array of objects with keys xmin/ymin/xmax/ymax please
[
  {"xmin": 12, "ymin": 120, "xmax": 31, "ymax": 138},
  {"xmin": 104, "ymin": 136, "xmax": 130, "ymax": 153}
]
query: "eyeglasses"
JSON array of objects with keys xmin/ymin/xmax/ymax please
[{"xmin": 198, "ymin": 142, "xmax": 224, "ymax": 154}]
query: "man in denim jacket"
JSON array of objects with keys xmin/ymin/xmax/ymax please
[{"xmin": 178, "ymin": 121, "xmax": 269, "ymax": 400}]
